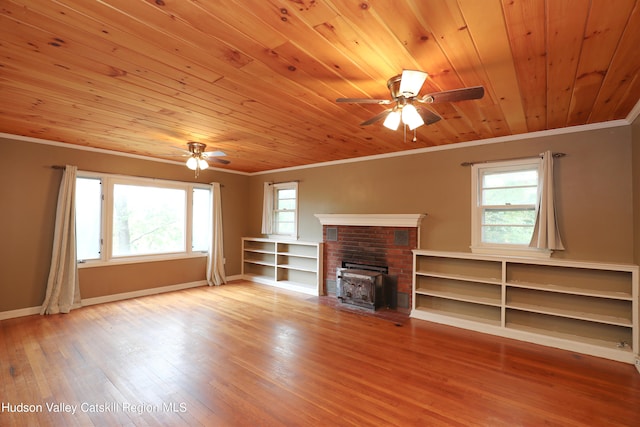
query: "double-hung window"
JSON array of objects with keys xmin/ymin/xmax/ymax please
[
  {"xmin": 75, "ymin": 172, "xmax": 211, "ymax": 265},
  {"xmin": 271, "ymin": 182, "xmax": 298, "ymax": 238},
  {"xmin": 471, "ymin": 158, "xmax": 542, "ymax": 256}
]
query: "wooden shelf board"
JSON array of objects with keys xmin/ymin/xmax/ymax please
[
  {"xmin": 506, "ymin": 322, "xmax": 634, "ymax": 353},
  {"xmin": 244, "ymin": 249, "xmax": 275, "ymax": 254},
  {"xmin": 415, "ymin": 271, "xmax": 501, "ymax": 285},
  {"xmin": 244, "ymin": 259, "xmax": 276, "ymax": 267},
  {"xmin": 415, "ymin": 289, "xmax": 501, "ymax": 307},
  {"xmin": 506, "ymin": 281, "xmax": 632, "ymax": 300},
  {"xmin": 277, "ymin": 264, "xmax": 317, "ymax": 273},
  {"xmin": 277, "ymin": 252, "xmax": 317, "ymax": 259},
  {"xmin": 412, "ymin": 306, "xmax": 502, "ymax": 327},
  {"xmin": 267, "ymin": 280, "xmax": 318, "ymax": 296},
  {"xmin": 506, "ymin": 302, "xmax": 633, "ymax": 327}
]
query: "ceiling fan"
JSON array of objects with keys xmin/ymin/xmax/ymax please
[
  {"xmin": 336, "ymin": 70, "xmax": 484, "ymax": 134},
  {"xmin": 175, "ymin": 141, "xmax": 229, "ymax": 177}
]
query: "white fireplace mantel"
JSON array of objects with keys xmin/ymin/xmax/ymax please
[{"xmin": 314, "ymin": 213, "xmax": 426, "ymax": 227}]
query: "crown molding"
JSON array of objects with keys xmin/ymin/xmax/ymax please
[
  {"xmin": 0, "ymin": 132, "xmax": 251, "ymax": 176},
  {"xmin": 252, "ymin": 119, "xmax": 631, "ymax": 175}
]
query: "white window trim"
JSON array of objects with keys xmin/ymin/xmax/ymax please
[
  {"xmin": 470, "ymin": 158, "xmax": 551, "ymax": 259},
  {"xmin": 77, "ymin": 171, "xmax": 211, "ymax": 268},
  {"xmin": 268, "ymin": 181, "xmax": 299, "ymax": 240}
]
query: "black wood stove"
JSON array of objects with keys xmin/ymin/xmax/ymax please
[{"xmin": 336, "ymin": 263, "xmax": 388, "ymax": 310}]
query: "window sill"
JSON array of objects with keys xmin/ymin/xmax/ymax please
[
  {"xmin": 78, "ymin": 252, "xmax": 207, "ymax": 269},
  {"xmin": 470, "ymin": 245, "xmax": 552, "ymax": 259}
]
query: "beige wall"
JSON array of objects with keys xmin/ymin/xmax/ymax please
[
  {"xmin": 248, "ymin": 125, "xmax": 634, "ymax": 263},
  {"xmin": 0, "ymin": 137, "xmax": 250, "ymax": 312},
  {"xmin": 632, "ymin": 114, "xmax": 640, "ymax": 265},
  {"xmin": 1, "ymin": 122, "xmax": 637, "ymax": 313}
]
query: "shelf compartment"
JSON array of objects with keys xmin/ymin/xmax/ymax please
[
  {"xmin": 243, "ymin": 240, "xmax": 276, "ymax": 253},
  {"xmin": 506, "ymin": 263, "xmax": 633, "ymax": 299},
  {"xmin": 277, "ymin": 254, "xmax": 318, "ymax": 272},
  {"xmin": 415, "ymin": 276, "xmax": 502, "ymax": 306},
  {"xmin": 277, "ymin": 268, "xmax": 318, "ymax": 288},
  {"xmin": 277, "ymin": 242, "xmax": 318, "ymax": 258},
  {"xmin": 415, "ymin": 256, "xmax": 501, "ymax": 284},
  {"xmin": 414, "ymin": 294, "xmax": 501, "ymax": 326},
  {"xmin": 506, "ymin": 287, "xmax": 632, "ymax": 326},
  {"xmin": 243, "ymin": 263, "xmax": 275, "ymax": 278},
  {"xmin": 243, "ymin": 251, "xmax": 275, "ymax": 266},
  {"xmin": 506, "ymin": 309, "xmax": 633, "ymax": 352}
]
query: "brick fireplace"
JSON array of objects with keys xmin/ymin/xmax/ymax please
[{"xmin": 315, "ymin": 214, "xmax": 425, "ymax": 312}]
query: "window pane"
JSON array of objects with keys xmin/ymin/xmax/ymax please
[
  {"xmin": 272, "ymin": 184, "xmax": 297, "ymax": 236},
  {"xmin": 277, "ymin": 189, "xmax": 296, "ymax": 200},
  {"xmin": 482, "ymin": 208, "xmax": 536, "ymax": 225},
  {"xmin": 481, "ymin": 186, "xmax": 537, "ymax": 205},
  {"xmin": 275, "ymin": 211, "xmax": 295, "ymax": 234},
  {"xmin": 112, "ymin": 184, "xmax": 185, "ymax": 256},
  {"xmin": 76, "ymin": 177, "xmax": 102, "ymax": 260},
  {"xmin": 277, "ymin": 199, "xmax": 296, "ymax": 210},
  {"xmin": 276, "ymin": 223, "xmax": 295, "ymax": 234},
  {"xmin": 276, "ymin": 211, "xmax": 295, "ymax": 222},
  {"xmin": 482, "ymin": 225, "xmax": 534, "ymax": 244},
  {"xmin": 192, "ymin": 188, "xmax": 211, "ymax": 252},
  {"xmin": 482, "ymin": 170, "xmax": 537, "ymax": 188}
]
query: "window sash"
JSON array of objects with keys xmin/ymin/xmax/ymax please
[
  {"xmin": 271, "ymin": 182, "xmax": 298, "ymax": 238},
  {"xmin": 471, "ymin": 158, "xmax": 540, "ymax": 251}
]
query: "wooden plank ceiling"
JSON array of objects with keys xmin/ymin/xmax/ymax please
[{"xmin": 1, "ymin": 0, "xmax": 639, "ymax": 173}]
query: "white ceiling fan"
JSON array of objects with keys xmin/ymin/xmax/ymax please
[
  {"xmin": 174, "ymin": 142, "xmax": 229, "ymax": 177},
  {"xmin": 337, "ymin": 70, "xmax": 484, "ymax": 134}
]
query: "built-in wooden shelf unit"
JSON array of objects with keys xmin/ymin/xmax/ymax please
[
  {"xmin": 242, "ymin": 237, "xmax": 323, "ymax": 296},
  {"xmin": 412, "ymin": 250, "xmax": 639, "ymax": 364}
]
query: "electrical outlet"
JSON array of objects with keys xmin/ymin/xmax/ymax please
[{"xmin": 635, "ymin": 358, "xmax": 640, "ymax": 367}]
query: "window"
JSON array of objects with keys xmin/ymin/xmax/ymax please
[
  {"xmin": 471, "ymin": 158, "xmax": 543, "ymax": 256},
  {"xmin": 75, "ymin": 172, "xmax": 211, "ymax": 264},
  {"xmin": 271, "ymin": 182, "xmax": 298, "ymax": 238},
  {"xmin": 76, "ymin": 177, "xmax": 102, "ymax": 261}
]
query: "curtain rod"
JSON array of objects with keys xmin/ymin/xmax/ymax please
[
  {"xmin": 268, "ymin": 180, "xmax": 301, "ymax": 185},
  {"xmin": 460, "ymin": 152, "xmax": 566, "ymax": 167},
  {"xmin": 51, "ymin": 165, "xmax": 225, "ymax": 186}
]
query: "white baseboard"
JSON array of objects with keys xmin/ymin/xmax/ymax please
[
  {"xmin": 2, "ymin": 280, "xmax": 208, "ymax": 321},
  {"xmin": 0, "ymin": 306, "xmax": 42, "ymax": 321},
  {"xmin": 81, "ymin": 280, "xmax": 208, "ymax": 307}
]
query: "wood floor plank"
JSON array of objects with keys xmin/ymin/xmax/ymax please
[{"xmin": 1, "ymin": 281, "xmax": 639, "ymax": 426}]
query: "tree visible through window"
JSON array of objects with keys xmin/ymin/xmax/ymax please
[
  {"xmin": 75, "ymin": 173, "xmax": 211, "ymax": 263},
  {"xmin": 112, "ymin": 184, "xmax": 185, "ymax": 256}
]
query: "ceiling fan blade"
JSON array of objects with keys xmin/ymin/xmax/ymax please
[
  {"xmin": 399, "ymin": 70, "xmax": 428, "ymax": 97},
  {"xmin": 420, "ymin": 86, "xmax": 485, "ymax": 104},
  {"xmin": 417, "ymin": 108, "xmax": 442, "ymax": 125},
  {"xmin": 203, "ymin": 150, "xmax": 226, "ymax": 157},
  {"xmin": 336, "ymin": 98, "xmax": 392, "ymax": 104},
  {"xmin": 360, "ymin": 109, "xmax": 392, "ymax": 126},
  {"xmin": 211, "ymin": 157, "xmax": 230, "ymax": 165}
]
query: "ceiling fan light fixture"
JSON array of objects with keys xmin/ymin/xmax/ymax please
[
  {"xmin": 186, "ymin": 156, "xmax": 199, "ymax": 170},
  {"xmin": 399, "ymin": 70, "xmax": 428, "ymax": 97},
  {"xmin": 198, "ymin": 158, "xmax": 209, "ymax": 170},
  {"xmin": 383, "ymin": 110, "xmax": 401, "ymax": 130},
  {"xmin": 402, "ymin": 104, "xmax": 424, "ymax": 130}
]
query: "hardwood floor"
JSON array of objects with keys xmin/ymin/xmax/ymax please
[{"xmin": 1, "ymin": 281, "xmax": 639, "ymax": 426}]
